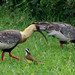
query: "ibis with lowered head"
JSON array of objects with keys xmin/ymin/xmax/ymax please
[
  {"xmin": 33, "ymin": 22, "xmax": 75, "ymax": 46},
  {"xmin": 0, "ymin": 24, "xmax": 47, "ymax": 61}
]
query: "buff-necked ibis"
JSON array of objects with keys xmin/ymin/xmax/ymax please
[
  {"xmin": 25, "ymin": 48, "xmax": 44, "ymax": 64},
  {"xmin": 0, "ymin": 24, "xmax": 47, "ymax": 61},
  {"xmin": 33, "ymin": 22, "xmax": 75, "ymax": 46}
]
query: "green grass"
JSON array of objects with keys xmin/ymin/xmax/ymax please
[{"xmin": 0, "ymin": 9, "xmax": 75, "ymax": 75}]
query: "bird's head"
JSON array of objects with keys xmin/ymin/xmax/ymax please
[
  {"xmin": 25, "ymin": 48, "xmax": 31, "ymax": 55},
  {"xmin": 32, "ymin": 24, "xmax": 48, "ymax": 43},
  {"xmin": 32, "ymin": 22, "xmax": 48, "ymax": 30},
  {"xmin": 32, "ymin": 22, "xmax": 57, "ymax": 32}
]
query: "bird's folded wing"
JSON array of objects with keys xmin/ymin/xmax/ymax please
[{"xmin": 0, "ymin": 30, "xmax": 21, "ymax": 49}]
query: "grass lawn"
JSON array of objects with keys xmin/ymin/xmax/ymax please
[{"xmin": 0, "ymin": 9, "xmax": 75, "ymax": 75}]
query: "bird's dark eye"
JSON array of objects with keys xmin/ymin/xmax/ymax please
[
  {"xmin": 28, "ymin": 49, "xmax": 30, "ymax": 51},
  {"xmin": 36, "ymin": 26, "xmax": 40, "ymax": 30}
]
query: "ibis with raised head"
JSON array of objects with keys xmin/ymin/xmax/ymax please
[
  {"xmin": 0, "ymin": 24, "xmax": 47, "ymax": 61},
  {"xmin": 33, "ymin": 22, "xmax": 75, "ymax": 46}
]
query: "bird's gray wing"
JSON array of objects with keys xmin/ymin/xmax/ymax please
[
  {"xmin": 61, "ymin": 27, "xmax": 75, "ymax": 40},
  {"xmin": 0, "ymin": 30, "xmax": 21, "ymax": 49}
]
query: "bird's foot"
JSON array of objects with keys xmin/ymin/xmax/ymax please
[
  {"xmin": 60, "ymin": 43, "xmax": 63, "ymax": 47},
  {"xmin": 1, "ymin": 52, "xmax": 5, "ymax": 61}
]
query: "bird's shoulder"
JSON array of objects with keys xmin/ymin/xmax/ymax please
[
  {"xmin": 0, "ymin": 29, "xmax": 22, "ymax": 44},
  {"xmin": 0, "ymin": 29, "xmax": 21, "ymax": 37}
]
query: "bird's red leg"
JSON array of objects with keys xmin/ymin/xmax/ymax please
[
  {"xmin": 9, "ymin": 52, "xmax": 20, "ymax": 60},
  {"xmin": 60, "ymin": 43, "xmax": 63, "ymax": 47},
  {"xmin": 1, "ymin": 52, "xmax": 5, "ymax": 61}
]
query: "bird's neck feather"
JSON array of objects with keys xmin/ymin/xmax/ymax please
[
  {"xmin": 23, "ymin": 25, "xmax": 36, "ymax": 38},
  {"xmin": 20, "ymin": 25, "xmax": 36, "ymax": 43}
]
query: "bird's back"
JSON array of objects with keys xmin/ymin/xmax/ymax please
[
  {"xmin": 0, "ymin": 30, "xmax": 22, "ymax": 51},
  {"xmin": 25, "ymin": 54, "xmax": 35, "ymax": 61},
  {"xmin": 33, "ymin": 22, "xmax": 75, "ymax": 40}
]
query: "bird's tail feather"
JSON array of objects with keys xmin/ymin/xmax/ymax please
[{"xmin": 34, "ymin": 60, "xmax": 44, "ymax": 64}]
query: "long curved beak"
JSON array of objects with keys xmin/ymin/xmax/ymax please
[{"xmin": 37, "ymin": 29, "xmax": 48, "ymax": 44}]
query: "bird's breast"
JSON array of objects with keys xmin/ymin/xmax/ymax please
[
  {"xmin": 19, "ymin": 32, "xmax": 27, "ymax": 43},
  {"xmin": 48, "ymin": 30, "xmax": 68, "ymax": 41},
  {"xmin": 26, "ymin": 59, "xmax": 33, "ymax": 63},
  {"xmin": 20, "ymin": 37, "xmax": 27, "ymax": 43}
]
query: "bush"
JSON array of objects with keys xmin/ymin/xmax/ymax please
[{"xmin": 0, "ymin": 0, "xmax": 75, "ymax": 23}]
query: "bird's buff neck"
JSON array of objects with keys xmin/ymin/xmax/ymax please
[{"xmin": 20, "ymin": 25, "xmax": 36, "ymax": 43}]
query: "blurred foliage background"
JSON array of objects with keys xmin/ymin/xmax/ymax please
[
  {"xmin": 0, "ymin": 0, "xmax": 75, "ymax": 26},
  {"xmin": 0, "ymin": 1, "xmax": 75, "ymax": 75}
]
